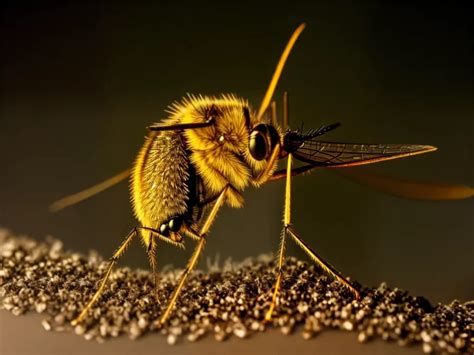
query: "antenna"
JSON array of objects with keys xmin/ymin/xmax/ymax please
[{"xmin": 256, "ymin": 23, "xmax": 306, "ymax": 121}]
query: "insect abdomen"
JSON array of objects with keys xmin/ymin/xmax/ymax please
[{"xmin": 131, "ymin": 131, "xmax": 190, "ymax": 229}]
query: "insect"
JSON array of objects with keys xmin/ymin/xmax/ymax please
[{"xmin": 51, "ymin": 23, "xmax": 473, "ymax": 327}]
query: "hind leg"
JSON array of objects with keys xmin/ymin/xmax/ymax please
[{"xmin": 71, "ymin": 226, "xmax": 183, "ymax": 325}]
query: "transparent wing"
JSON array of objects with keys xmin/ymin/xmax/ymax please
[{"xmin": 292, "ymin": 140, "xmax": 437, "ymax": 168}]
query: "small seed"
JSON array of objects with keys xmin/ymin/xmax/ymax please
[
  {"xmin": 41, "ymin": 319, "xmax": 52, "ymax": 331},
  {"xmin": 167, "ymin": 334, "xmax": 177, "ymax": 345}
]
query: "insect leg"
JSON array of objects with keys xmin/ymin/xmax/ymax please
[
  {"xmin": 286, "ymin": 225, "xmax": 360, "ymax": 299},
  {"xmin": 71, "ymin": 226, "xmax": 184, "ymax": 325},
  {"xmin": 264, "ymin": 154, "xmax": 293, "ymax": 322},
  {"xmin": 146, "ymin": 234, "xmax": 160, "ymax": 303},
  {"xmin": 147, "ymin": 117, "xmax": 215, "ymax": 132},
  {"xmin": 139, "ymin": 226, "xmax": 184, "ymax": 249},
  {"xmin": 283, "ymin": 91, "xmax": 289, "ymax": 131},
  {"xmin": 156, "ymin": 186, "xmax": 230, "ymax": 326},
  {"xmin": 182, "ymin": 225, "xmax": 201, "ymax": 241},
  {"xmin": 264, "ymin": 228, "xmax": 287, "ymax": 322},
  {"xmin": 269, "ymin": 154, "xmax": 360, "ymax": 302},
  {"xmin": 50, "ymin": 169, "xmax": 131, "ymax": 212},
  {"xmin": 71, "ymin": 227, "xmax": 138, "ymax": 326},
  {"xmin": 270, "ymin": 101, "xmax": 278, "ymax": 126},
  {"xmin": 142, "ymin": 226, "xmax": 186, "ymax": 302},
  {"xmin": 143, "ymin": 227, "xmax": 185, "ymax": 303},
  {"xmin": 268, "ymin": 163, "xmax": 316, "ymax": 182}
]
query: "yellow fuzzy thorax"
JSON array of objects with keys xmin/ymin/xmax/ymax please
[{"xmin": 164, "ymin": 94, "xmax": 274, "ymax": 208}]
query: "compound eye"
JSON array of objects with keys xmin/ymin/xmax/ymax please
[
  {"xmin": 168, "ymin": 217, "xmax": 182, "ymax": 232},
  {"xmin": 159, "ymin": 223, "xmax": 169, "ymax": 236},
  {"xmin": 249, "ymin": 128, "xmax": 268, "ymax": 161}
]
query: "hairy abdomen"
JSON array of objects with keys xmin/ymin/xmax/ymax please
[{"xmin": 130, "ymin": 131, "xmax": 190, "ymax": 228}]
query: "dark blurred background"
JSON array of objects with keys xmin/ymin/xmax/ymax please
[{"xmin": 1, "ymin": 2, "xmax": 472, "ymax": 305}]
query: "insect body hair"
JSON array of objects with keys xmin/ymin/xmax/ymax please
[
  {"xmin": 130, "ymin": 93, "xmax": 282, "ymax": 237},
  {"xmin": 130, "ymin": 131, "xmax": 190, "ymax": 232},
  {"xmin": 165, "ymin": 94, "xmax": 279, "ymax": 207}
]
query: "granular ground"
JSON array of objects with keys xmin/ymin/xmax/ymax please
[{"xmin": 0, "ymin": 229, "xmax": 472, "ymax": 353}]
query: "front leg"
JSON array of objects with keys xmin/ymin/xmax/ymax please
[
  {"xmin": 264, "ymin": 154, "xmax": 360, "ymax": 322},
  {"xmin": 264, "ymin": 154, "xmax": 292, "ymax": 322},
  {"xmin": 268, "ymin": 163, "xmax": 316, "ymax": 182}
]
